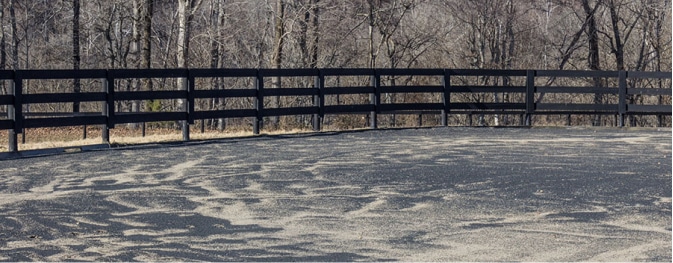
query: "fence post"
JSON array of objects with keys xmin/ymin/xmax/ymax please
[
  {"xmin": 618, "ymin": 71, "xmax": 626, "ymax": 127},
  {"xmin": 441, "ymin": 70, "xmax": 450, "ymax": 126},
  {"xmin": 12, "ymin": 74, "xmax": 22, "ymax": 152},
  {"xmin": 187, "ymin": 71, "xmax": 196, "ymax": 140},
  {"xmin": 8, "ymin": 76, "xmax": 21, "ymax": 153},
  {"xmin": 370, "ymin": 72, "xmax": 380, "ymax": 129},
  {"xmin": 105, "ymin": 71, "xmax": 116, "ymax": 140},
  {"xmin": 254, "ymin": 70, "xmax": 264, "ymax": 135},
  {"xmin": 525, "ymin": 70, "xmax": 535, "ymax": 126},
  {"xmin": 101, "ymin": 75, "xmax": 110, "ymax": 144},
  {"xmin": 181, "ymin": 73, "xmax": 191, "ymax": 141},
  {"xmin": 313, "ymin": 71, "xmax": 324, "ymax": 131}
]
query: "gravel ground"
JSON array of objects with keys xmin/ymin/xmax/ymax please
[{"xmin": 0, "ymin": 127, "xmax": 670, "ymax": 261}]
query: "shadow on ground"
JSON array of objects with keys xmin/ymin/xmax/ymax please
[{"xmin": 0, "ymin": 127, "xmax": 670, "ymax": 261}]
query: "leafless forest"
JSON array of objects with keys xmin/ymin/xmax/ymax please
[{"xmin": 0, "ymin": 0, "xmax": 670, "ymax": 129}]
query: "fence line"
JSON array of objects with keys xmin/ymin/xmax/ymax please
[{"xmin": 0, "ymin": 68, "xmax": 670, "ymax": 152}]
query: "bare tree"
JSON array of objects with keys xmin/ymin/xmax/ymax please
[
  {"xmin": 177, "ymin": 0, "xmax": 203, "ymax": 69},
  {"xmin": 141, "ymin": 0, "xmax": 154, "ymax": 97},
  {"xmin": 580, "ymin": 0, "xmax": 603, "ymax": 126},
  {"xmin": 309, "ymin": 0, "xmax": 320, "ymax": 68},
  {"xmin": 0, "ymin": 0, "xmax": 668, "ymax": 130},
  {"xmin": 209, "ymin": 0, "xmax": 226, "ymax": 131},
  {"xmin": 294, "ymin": 0, "xmax": 320, "ymax": 68},
  {"xmin": 362, "ymin": 0, "xmax": 414, "ymax": 68},
  {"xmin": 72, "ymin": 0, "xmax": 85, "ymax": 137},
  {"xmin": 9, "ymin": 0, "xmax": 18, "ymax": 70},
  {"xmin": 0, "ymin": 0, "xmax": 9, "ymax": 131},
  {"xmin": 268, "ymin": 0, "xmax": 286, "ymax": 128},
  {"xmin": 0, "ymin": 0, "xmax": 6, "ymax": 95},
  {"xmin": 445, "ymin": 0, "xmax": 524, "ymax": 126},
  {"xmin": 176, "ymin": 0, "xmax": 202, "ymax": 132},
  {"xmin": 125, "ymin": 0, "xmax": 155, "ymax": 129}
]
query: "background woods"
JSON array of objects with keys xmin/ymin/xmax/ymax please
[
  {"xmin": 0, "ymin": 0, "xmax": 670, "ymax": 130},
  {"xmin": 0, "ymin": 0, "xmax": 668, "ymax": 71}
]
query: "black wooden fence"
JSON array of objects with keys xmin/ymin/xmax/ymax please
[{"xmin": 0, "ymin": 68, "xmax": 670, "ymax": 152}]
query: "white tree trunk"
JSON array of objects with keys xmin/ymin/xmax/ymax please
[{"xmin": 176, "ymin": 0, "xmax": 190, "ymax": 115}]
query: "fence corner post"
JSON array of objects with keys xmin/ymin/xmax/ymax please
[{"xmin": 618, "ymin": 70, "xmax": 627, "ymax": 127}]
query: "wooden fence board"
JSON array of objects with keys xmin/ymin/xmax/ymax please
[{"xmin": 0, "ymin": 68, "xmax": 670, "ymax": 152}]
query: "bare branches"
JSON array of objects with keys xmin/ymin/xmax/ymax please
[{"xmin": 0, "ymin": 0, "xmax": 667, "ymax": 72}]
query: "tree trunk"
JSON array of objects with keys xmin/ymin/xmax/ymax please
[
  {"xmin": 177, "ymin": 0, "xmax": 191, "ymax": 70},
  {"xmin": 142, "ymin": 0, "xmax": 153, "ymax": 71},
  {"xmin": 309, "ymin": 0, "xmax": 320, "ymax": 68},
  {"xmin": 142, "ymin": 0, "xmax": 154, "ymax": 101},
  {"xmin": 581, "ymin": 0, "xmax": 602, "ymax": 126},
  {"xmin": 73, "ymin": 0, "xmax": 81, "ymax": 113},
  {"xmin": 270, "ymin": 0, "xmax": 285, "ymax": 128},
  {"xmin": 177, "ymin": 0, "xmax": 195, "ymax": 111},
  {"xmin": 651, "ymin": 2, "xmax": 665, "ymax": 127},
  {"xmin": 607, "ymin": 0, "xmax": 624, "ymax": 71},
  {"xmin": 176, "ymin": 0, "xmax": 201, "ymax": 132},
  {"xmin": 367, "ymin": 1, "xmax": 376, "ymax": 68},
  {"xmin": 0, "ymin": 0, "xmax": 6, "ymax": 95},
  {"xmin": 73, "ymin": 0, "xmax": 85, "ymax": 138},
  {"xmin": 8, "ymin": 0, "xmax": 18, "ymax": 148},
  {"xmin": 9, "ymin": 0, "xmax": 18, "ymax": 70},
  {"xmin": 130, "ymin": 0, "xmax": 142, "ymax": 129},
  {"xmin": 298, "ymin": 1, "xmax": 310, "ymax": 67},
  {"xmin": 210, "ymin": 0, "xmax": 226, "ymax": 131}
]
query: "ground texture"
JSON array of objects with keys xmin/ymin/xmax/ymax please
[{"xmin": 0, "ymin": 127, "xmax": 670, "ymax": 261}]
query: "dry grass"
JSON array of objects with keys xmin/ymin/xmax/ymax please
[{"xmin": 0, "ymin": 126, "xmax": 319, "ymax": 152}]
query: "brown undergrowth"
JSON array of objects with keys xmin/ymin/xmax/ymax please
[{"xmin": 0, "ymin": 126, "xmax": 317, "ymax": 152}]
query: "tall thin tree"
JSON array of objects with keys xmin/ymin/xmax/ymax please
[
  {"xmin": 210, "ymin": 0, "xmax": 227, "ymax": 131},
  {"xmin": 176, "ymin": 0, "xmax": 202, "ymax": 138},
  {"xmin": 270, "ymin": 0, "xmax": 285, "ymax": 128},
  {"xmin": 9, "ymin": 0, "xmax": 18, "ymax": 70},
  {"xmin": 0, "ymin": 0, "xmax": 6, "ymax": 95},
  {"xmin": 0, "ymin": 0, "xmax": 4, "ymax": 67},
  {"xmin": 73, "ymin": 0, "xmax": 81, "ymax": 113},
  {"xmin": 581, "ymin": 0, "xmax": 603, "ymax": 126},
  {"xmin": 141, "ymin": 0, "xmax": 154, "ymax": 96}
]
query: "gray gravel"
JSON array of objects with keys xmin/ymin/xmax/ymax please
[{"xmin": 0, "ymin": 127, "xmax": 670, "ymax": 261}]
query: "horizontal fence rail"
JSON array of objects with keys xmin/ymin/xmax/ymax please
[{"xmin": 0, "ymin": 68, "xmax": 670, "ymax": 152}]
